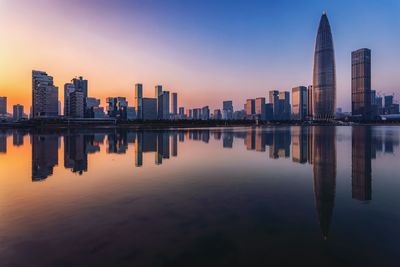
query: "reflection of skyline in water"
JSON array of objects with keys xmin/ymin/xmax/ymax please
[{"xmin": 1, "ymin": 126, "xmax": 400, "ymax": 240}]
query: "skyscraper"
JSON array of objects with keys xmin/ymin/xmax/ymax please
[
  {"xmin": 135, "ymin": 84, "xmax": 143, "ymax": 120},
  {"xmin": 32, "ymin": 70, "xmax": 59, "ymax": 118},
  {"xmin": 172, "ymin": 92, "xmax": 178, "ymax": 115},
  {"xmin": 72, "ymin": 76, "xmax": 88, "ymax": 99},
  {"xmin": 312, "ymin": 13, "xmax": 336, "ymax": 120},
  {"xmin": 13, "ymin": 104, "xmax": 24, "ymax": 121},
  {"xmin": 155, "ymin": 85, "xmax": 162, "ymax": 98},
  {"xmin": 158, "ymin": 91, "xmax": 170, "ymax": 120},
  {"xmin": 246, "ymin": 99, "xmax": 255, "ymax": 116},
  {"xmin": 352, "ymin": 48, "xmax": 372, "ymax": 119},
  {"xmin": 292, "ymin": 86, "xmax": 308, "ymax": 120},
  {"xmin": 222, "ymin": 100, "xmax": 233, "ymax": 120},
  {"xmin": 269, "ymin": 90, "xmax": 280, "ymax": 119},
  {"xmin": 0, "ymin": 97, "xmax": 7, "ymax": 114},
  {"xmin": 255, "ymin": 97, "xmax": 266, "ymax": 120}
]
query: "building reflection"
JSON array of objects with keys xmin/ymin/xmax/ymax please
[
  {"xmin": 31, "ymin": 134, "xmax": 59, "ymax": 181},
  {"xmin": 311, "ymin": 126, "xmax": 336, "ymax": 239},
  {"xmin": 13, "ymin": 131, "xmax": 25, "ymax": 146},
  {"xmin": 0, "ymin": 130, "xmax": 7, "ymax": 153},
  {"xmin": 64, "ymin": 133, "xmax": 88, "ymax": 175},
  {"xmin": 292, "ymin": 127, "xmax": 308, "ymax": 164},
  {"xmin": 352, "ymin": 126, "xmax": 372, "ymax": 201},
  {"xmin": 268, "ymin": 127, "xmax": 291, "ymax": 159}
]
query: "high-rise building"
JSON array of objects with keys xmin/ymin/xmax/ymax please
[
  {"xmin": 222, "ymin": 100, "xmax": 233, "ymax": 120},
  {"xmin": 352, "ymin": 48, "xmax": 372, "ymax": 119},
  {"xmin": 201, "ymin": 106, "xmax": 210, "ymax": 120},
  {"xmin": 246, "ymin": 99, "xmax": 255, "ymax": 116},
  {"xmin": 85, "ymin": 97, "xmax": 101, "ymax": 118},
  {"xmin": 312, "ymin": 13, "xmax": 336, "ymax": 120},
  {"xmin": 292, "ymin": 86, "xmax": 308, "ymax": 120},
  {"xmin": 265, "ymin": 103, "xmax": 274, "ymax": 121},
  {"xmin": 269, "ymin": 90, "xmax": 280, "ymax": 119},
  {"xmin": 142, "ymin": 98, "xmax": 157, "ymax": 120},
  {"xmin": 213, "ymin": 109, "xmax": 222, "ymax": 120},
  {"xmin": 32, "ymin": 70, "xmax": 59, "ymax": 118},
  {"xmin": 172, "ymin": 92, "xmax": 178, "ymax": 115},
  {"xmin": 255, "ymin": 97, "xmax": 266, "ymax": 120},
  {"xmin": 179, "ymin": 107, "xmax": 185, "ymax": 119},
  {"xmin": 13, "ymin": 104, "xmax": 24, "ymax": 121},
  {"xmin": 307, "ymin": 85, "xmax": 313, "ymax": 118},
  {"xmin": 0, "ymin": 97, "xmax": 7, "ymax": 114},
  {"xmin": 72, "ymin": 76, "xmax": 88, "ymax": 99},
  {"xmin": 135, "ymin": 84, "xmax": 143, "ymax": 120},
  {"xmin": 155, "ymin": 85, "xmax": 162, "ymax": 98},
  {"xmin": 279, "ymin": 91, "xmax": 291, "ymax": 120},
  {"xmin": 158, "ymin": 91, "xmax": 170, "ymax": 120},
  {"xmin": 69, "ymin": 90, "xmax": 84, "ymax": 118}
]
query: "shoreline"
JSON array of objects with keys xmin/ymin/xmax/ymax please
[{"xmin": 1, "ymin": 120, "xmax": 400, "ymax": 129}]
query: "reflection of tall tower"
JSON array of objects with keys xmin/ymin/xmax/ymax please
[
  {"xmin": 32, "ymin": 134, "xmax": 59, "ymax": 181},
  {"xmin": 292, "ymin": 126, "xmax": 308, "ymax": 163},
  {"xmin": 172, "ymin": 132, "xmax": 178, "ymax": 157},
  {"xmin": 352, "ymin": 126, "xmax": 372, "ymax": 201},
  {"xmin": 246, "ymin": 128, "xmax": 256, "ymax": 150},
  {"xmin": 312, "ymin": 126, "xmax": 336, "ymax": 239},
  {"xmin": 135, "ymin": 132, "xmax": 143, "ymax": 167},
  {"xmin": 312, "ymin": 13, "xmax": 336, "ymax": 120}
]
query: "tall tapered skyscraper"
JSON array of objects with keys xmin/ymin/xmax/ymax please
[{"xmin": 312, "ymin": 12, "xmax": 336, "ymax": 120}]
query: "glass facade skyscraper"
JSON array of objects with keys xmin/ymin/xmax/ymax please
[
  {"xmin": 312, "ymin": 13, "xmax": 336, "ymax": 120},
  {"xmin": 352, "ymin": 48, "xmax": 372, "ymax": 119}
]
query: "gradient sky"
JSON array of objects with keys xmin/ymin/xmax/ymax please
[{"xmin": 1, "ymin": 0, "xmax": 399, "ymax": 112}]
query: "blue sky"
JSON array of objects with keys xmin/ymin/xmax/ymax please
[{"xmin": 1, "ymin": 0, "xmax": 399, "ymax": 111}]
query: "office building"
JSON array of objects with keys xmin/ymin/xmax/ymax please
[
  {"xmin": 69, "ymin": 90, "xmax": 84, "ymax": 118},
  {"xmin": 269, "ymin": 90, "xmax": 280, "ymax": 119},
  {"xmin": 246, "ymin": 99, "xmax": 255, "ymax": 116},
  {"xmin": 193, "ymin": 108, "xmax": 201, "ymax": 120},
  {"xmin": 222, "ymin": 100, "xmax": 233, "ymax": 120},
  {"xmin": 313, "ymin": 13, "xmax": 336, "ymax": 120},
  {"xmin": 135, "ymin": 83, "xmax": 143, "ymax": 119},
  {"xmin": 255, "ymin": 97, "xmax": 266, "ymax": 120},
  {"xmin": 72, "ymin": 76, "xmax": 88, "ymax": 99},
  {"xmin": 13, "ymin": 104, "xmax": 24, "ymax": 121},
  {"xmin": 158, "ymin": 91, "xmax": 170, "ymax": 120},
  {"xmin": 32, "ymin": 70, "xmax": 59, "ymax": 118},
  {"xmin": 265, "ymin": 103, "xmax": 274, "ymax": 121},
  {"xmin": 142, "ymin": 98, "xmax": 157, "ymax": 120},
  {"xmin": 213, "ymin": 109, "xmax": 222, "ymax": 120},
  {"xmin": 179, "ymin": 107, "xmax": 185, "ymax": 119},
  {"xmin": 292, "ymin": 86, "xmax": 308, "ymax": 120},
  {"xmin": 352, "ymin": 48, "xmax": 372, "ymax": 119},
  {"xmin": 127, "ymin": 107, "xmax": 136, "ymax": 120},
  {"xmin": 0, "ymin": 97, "xmax": 6, "ymax": 114},
  {"xmin": 85, "ymin": 97, "xmax": 101, "ymax": 118},
  {"xmin": 279, "ymin": 91, "xmax": 291, "ymax": 120},
  {"xmin": 201, "ymin": 106, "xmax": 210, "ymax": 120},
  {"xmin": 155, "ymin": 85, "xmax": 162, "ymax": 98},
  {"xmin": 172, "ymin": 92, "xmax": 178, "ymax": 115},
  {"xmin": 307, "ymin": 85, "xmax": 313, "ymax": 119}
]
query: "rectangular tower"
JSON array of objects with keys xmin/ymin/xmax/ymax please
[
  {"xmin": 135, "ymin": 84, "xmax": 143, "ymax": 120},
  {"xmin": 352, "ymin": 48, "xmax": 371, "ymax": 119}
]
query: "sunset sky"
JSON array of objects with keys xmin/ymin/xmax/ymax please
[{"xmin": 0, "ymin": 0, "xmax": 399, "ymax": 113}]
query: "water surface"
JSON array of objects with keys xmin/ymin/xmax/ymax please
[{"xmin": 0, "ymin": 126, "xmax": 399, "ymax": 266}]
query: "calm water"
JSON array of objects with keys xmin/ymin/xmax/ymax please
[{"xmin": 0, "ymin": 126, "xmax": 399, "ymax": 266}]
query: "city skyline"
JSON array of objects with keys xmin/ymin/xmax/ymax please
[{"xmin": 1, "ymin": 0, "xmax": 400, "ymax": 112}]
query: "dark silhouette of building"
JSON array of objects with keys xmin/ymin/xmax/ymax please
[{"xmin": 64, "ymin": 133, "xmax": 88, "ymax": 174}]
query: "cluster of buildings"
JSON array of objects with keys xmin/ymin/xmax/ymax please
[{"xmin": 1, "ymin": 13, "xmax": 399, "ymax": 123}]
